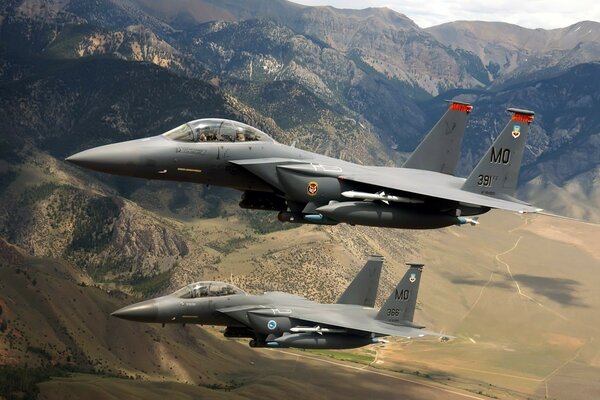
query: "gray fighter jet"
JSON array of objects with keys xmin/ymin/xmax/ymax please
[
  {"xmin": 112, "ymin": 256, "xmax": 447, "ymax": 349},
  {"xmin": 67, "ymin": 102, "xmax": 541, "ymax": 229}
]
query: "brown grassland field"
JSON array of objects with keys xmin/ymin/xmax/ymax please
[{"xmin": 2, "ymin": 204, "xmax": 599, "ymax": 399}]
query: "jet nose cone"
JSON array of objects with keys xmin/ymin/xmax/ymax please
[
  {"xmin": 65, "ymin": 149, "xmax": 94, "ymax": 167},
  {"xmin": 111, "ymin": 299, "xmax": 158, "ymax": 323},
  {"xmin": 65, "ymin": 141, "xmax": 141, "ymax": 174}
]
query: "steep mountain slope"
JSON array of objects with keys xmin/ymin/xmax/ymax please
[
  {"xmin": 269, "ymin": 5, "xmax": 490, "ymax": 94},
  {"xmin": 174, "ymin": 18, "xmax": 427, "ymax": 147},
  {"xmin": 135, "ymin": 0, "xmax": 600, "ymax": 96},
  {"xmin": 136, "ymin": 0, "xmax": 491, "ymax": 95},
  {"xmin": 519, "ymin": 167, "xmax": 600, "ymax": 222},
  {"xmin": 7, "ymin": 0, "xmax": 600, "ymax": 98},
  {"xmin": 0, "ymin": 54, "xmax": 390, "ymax": 169},
  {"xmin": 5, "ymin": 0, "xmax": 488, "ymax": 94},
  {"xmin": 46, "ymin": 24, "xmax": 189, "ymax": 72},
  {"xmin": 2, "ymin": 0, "xmax": 399, "ymax": 157},
  {"xmin": 0, "ymin": 57, "xmax": 237, "ymax": 156}
]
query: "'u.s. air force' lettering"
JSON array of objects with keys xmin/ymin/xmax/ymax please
[{"xmin": 490, "ymin": 147, "xmax": 511, "ymax": 165}]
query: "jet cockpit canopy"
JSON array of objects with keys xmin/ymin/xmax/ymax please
[
  {"xmin": 162, "ymin": 119, "xmax": 274, "ymax": 143},
  {"xmin": 172, "ymin": 281, "xmax": 246, "ymax": 299}
]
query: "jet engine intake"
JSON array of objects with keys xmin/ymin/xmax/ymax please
[
  {"xmin": 247, "ymin": 312, "xmax": 293, "ymax": 335},
  {"xmin": 239, "ymin": 191, "xmax": 287, "ymax": 211},
  {"xmin": 224, "ymin": 326, "xmax": 255, "ymax": 338}
]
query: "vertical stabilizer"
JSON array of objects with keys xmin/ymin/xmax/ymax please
[
  {"xmin": 375, "ymin": 264, "xmax": 423, "ymax": 324},
  {"xmin": 337, "ymin": 255, "xmax": 384, "ymax": 307},
  {"xmin": 462, "ymin": 108, "xmax": 534, "ymax": 198},
  {"xmin": 403, "ymin": 101, "xmax": 472, "ymax": 175}
]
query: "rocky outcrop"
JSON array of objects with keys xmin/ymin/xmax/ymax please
[{"xmin": 111, "ymin": 200, "xmax": 189, "ymax": 270}]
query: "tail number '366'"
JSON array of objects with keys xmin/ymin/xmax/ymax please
[{"xmin": 387, "ymin": 308, "xmax": 401, "ymax": 317}]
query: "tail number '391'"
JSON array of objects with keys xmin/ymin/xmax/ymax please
[{"xmin": 477, "ymin": 174, "xmax": 497, "ymax": 187}]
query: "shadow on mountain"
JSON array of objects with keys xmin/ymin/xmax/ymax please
[
  {"xmin": 449, "ymin": 276, "xmax": 512, "ymax": 290},
  {"xmin": 449, "ymin": 273, "xmax": 588, "ymax": 307}
]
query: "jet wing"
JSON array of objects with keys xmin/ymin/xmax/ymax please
[
  {"xmin": 287, "ymin": 305, "xmax": 447, "ymax": 339},
  {"xmin": 341, "ymin": 167, "xmax": 541, "ymax": 213},
  {"xmin": 216, "ymin": 292, "xmax": 316, "ymax": 327}
]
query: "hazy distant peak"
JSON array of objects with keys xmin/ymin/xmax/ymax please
[{"xmin": 428, "ymin": 19, "xmax": 600, "ymax": 50}]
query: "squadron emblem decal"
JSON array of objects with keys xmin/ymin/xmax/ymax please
[
  {"xmin": 409, "ymin": 273, "xmax": 417, "ymax": 283},
  {"xmin": 307, "ymin": 181, "xmax": 319, "ymax": 196},
  {"xmin": 512, "ymin": 125, "xmax": 521, "ymax": 138}
]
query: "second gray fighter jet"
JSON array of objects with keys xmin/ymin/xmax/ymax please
[{"xmin": 112, "ymin": 256, "xmax": 447, "ymax": 349}]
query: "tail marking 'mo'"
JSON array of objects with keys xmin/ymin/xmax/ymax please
[
  {"xmin": 462, "ymin": 108, "xmax": 534, "ymax": 198},
  {"xmin": 375, "ymin": 263, "xmax": 423, "ymax": 325}
]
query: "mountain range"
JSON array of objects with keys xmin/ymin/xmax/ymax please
[
  {"xmin": 1, "ymin": 0, "xmax": 600, "ymax": 398},
  {"xmin": 3, "ymin": 0, "xmax": 600, "ymax": 210}
]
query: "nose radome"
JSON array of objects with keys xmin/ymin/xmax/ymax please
[
  {"xmin": 65, "ymin": 141, "xmax": 141, "ymax": 173},
  {"xmin": 111, "ymin": 299, "xmax": 158, "ymax": 322}
]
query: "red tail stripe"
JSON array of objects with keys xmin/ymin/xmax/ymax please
[
  {"xmin": 449, "ymin": 103, "xmax": 473, "ymax": 113},
  {"xmin": 512, "ymin": 114, "xmax": 534, "ymax": 123}
]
